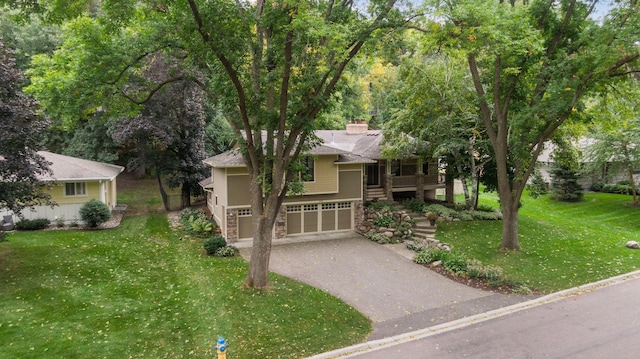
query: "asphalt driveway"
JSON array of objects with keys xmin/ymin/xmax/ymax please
[{"xmin": 240, "ymin": 234, "xmax": 532, "ymax": 339}]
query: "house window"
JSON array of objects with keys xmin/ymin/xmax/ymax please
[
  {"xmin": 65, "ymin": 182, "xmax": 87, "ymax": 197},
  {"xmin": 237, "ymin": 209, "xmax": 252, "ymax": 216},
  {"xmin": 337, "ymin": 202, "xmax": 352, "ymax": 209},
  {"xmin": 303, "ymin": 204, "xmax": 318, "ymax": 211},
  {"xmin": 300, "ymin": 157, "xmax": 315, "ymax": 182},
  {"xmin": 322, "ymin": 203, "xmax": 336, "ymax": 210},
  {"xmin": 287, "ymin": 205, "xmax": 301, "ymax": 213}
]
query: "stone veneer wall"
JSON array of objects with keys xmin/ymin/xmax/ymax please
[
  {"xmin": 225, "ymin": 209, "xmax": 238, "ymax": 243},
  {"xmin": 275, "ymin": 206, "xmax": 287, "ymax": 239},
  {"xmin": 353, "ymin": 200, "xmax": 364, "ymax": 233}
]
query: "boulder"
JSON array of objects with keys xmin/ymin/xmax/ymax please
[{"xmin": 626, "ymin": 241, "xmax": 640, "ymax": 249}]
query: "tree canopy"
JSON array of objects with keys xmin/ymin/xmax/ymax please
[
  {"xmin": 426, "ymin": 0, "xmax": 640, "ymax": 249},
  {"xmin": 0, "ymin": 41, "xmax": 52, "ymax": 216},
  {"xmin": 14, "ymin": 0, "xmax": 408, "ymax": 288}
]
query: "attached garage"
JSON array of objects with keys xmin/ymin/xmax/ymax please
[{"xmin": 287, "ymin": 202, "xmax": 352, "ymax": 236}]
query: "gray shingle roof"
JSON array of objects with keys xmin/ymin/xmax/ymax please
[
  {"xmin": 204, "ymin": 130, "xmax": 385, "ymax": 168},
  {"xmin": 37, "ymin": 151, "xmax": 124, "ymax": 181}
]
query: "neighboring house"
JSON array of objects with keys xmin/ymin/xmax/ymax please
[
  {"xmin": 0, "ymin": 151, "xmax": 124, "ymax": 224},
  {"xmin": 537, "ymin": 138, "xmax": 636, "ymax": 189},
  {"xmin": 200, "ymin": 123, "xmax": 444, "ymax": 242}
]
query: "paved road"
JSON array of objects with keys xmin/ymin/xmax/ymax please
[
  {"xmin": 324, "ymin": 272, "xmax": 640, "ymax": 359},
  {"xmin": 240, "ymin": 234, "xmax": 531, "ymax": 339}
]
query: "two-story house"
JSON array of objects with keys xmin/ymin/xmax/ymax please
[{"xmin": 200, "ymin": 123, "xmax": 444, "ymax": 242}]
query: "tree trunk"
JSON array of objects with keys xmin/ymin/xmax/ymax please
[
  {"xmin": 500, "ymin": 199, "xmax": 521, "ymax": 250},
  {"xmin": 156, "ymin": 169, "xmax": 170, "ymax": 211},
  {"xmin": 243, "ymin": 178, "xmax": 281, "ymax": 289},
  {"xmin": 627, "ymin": 165, "xmax": 638, "ymax": 206},
  {"xmin": 445, "ymin": 157, "xmax": 455, "ymax": 203},
  {"xmin": 181, "ymin": 183, "xmax": 191, "ymax": 209},
  {"xmin": 244, "ymin": 214, "xmax": 274, "ymax": 289}
]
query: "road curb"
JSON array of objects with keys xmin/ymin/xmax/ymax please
[{"xmin": 307, "ymin": 269, "xmax": 640, "ymax": 359}]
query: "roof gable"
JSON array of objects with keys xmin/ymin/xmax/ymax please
[{"xmin": 38, "ymin": 151, "xmax": 124, "ymax": 181}]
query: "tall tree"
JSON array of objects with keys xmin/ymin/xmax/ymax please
[
  {"xmin": 17, "ymin": 0, "xmax": 407, "ymax": 288},
  {"xmin": 384, "ymin": 52, "xmax": 490, "ymax": 209},
  {"xmin": 429, "ymin": 0, "xmax": 640, "ymax": 249},
  {"xmin": 584, "ymin": 80, "xmax": 640, "ymax": 205},
  {"xmin": 177, "ymin": 0, "xmax": 405, "ymax": 288},
  {"xmin": 0, "ymin": 41, "xmax": 52, "ymax": 216}
]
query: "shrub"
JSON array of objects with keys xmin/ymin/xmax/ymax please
[
  {"xmin": 372, "ymin": 215, "xmax": 394, "ymax": 228},
  {"xmin": 79, "ymin": 199, "xmax": 111, "ymax": 228},
  {"xmin": 590, "ymin": 182, "xmax": 604, "ymax": 192},
  {"xmin": 366, "ymin": 201, "xmax": 390, "ymax": 211},
  {"xmin": 470, "ymin": 210, "xmax": 503, "ymax": 221},
  {"xmin": 413, "ymin": 248, "xmax": 451, "ymax": 265},
  {"xmin": 214, "ymin": 245, "xmax": 238, "ymax": 257},
  {"xmin": 15, "ymin": 218, "xmax": 50, "ymax": 231},
  {"xmin": 527, "ymin": 170, "xmax": 548, "ymax": 198},
  {"xmin": 476, "ymin": 203, "xmax": 497, "ymax": 212},
  {"xmin": 402, "ymin": 199, "xmax": 427, "ymax": 213},
  {"xmin": 482, "ymin": 265, "xmax": 504, "ymax": 282},
  {"xmin": 466, "ymin": 259, "xmax": 484, "ymax": 278},
  {"xmin": 204, "ymin": 236, "xmax": 227, "ymax": 255},
  {"xmin": 179, "ymin": 207, "xmax": 204, "ymax": 227},
  {"xmin": 55, "ymin": 216, "xmax": 65, "ymax": 228},
  {"xmin": 364, "ymin": 230, "xmax": 399, "ymax": 244},
  {"xmin": 180, "ymin": 208, "xmax": 216, "ymax": 237},
  {"xmin": 443, "ymin": 252, "xmax": 468, "ymax": 273},
  {"xmin": 0, "ymin": 230, "xmax": 6, "ymax": 242}
]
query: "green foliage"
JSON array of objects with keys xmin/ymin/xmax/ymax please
[
  {"xmin": 590, "ymin": 182, "xmax": 604, "ymax": 192},
  {"xmin": 203, "ymin": 235, "xmax": 227, "ymax": 256},
  {"xmin": 0, "ymin": 214, "xmax": 371, "ymax": 358},
  {"xmin": 601, "ymin": 184, "xmax": 635, "ymax": 195},
  {"xmin": 549, "ymin": 164, "xmax": 584, "ymax": 202},
  {"xmin": 55, "ymin": 216, "xmax": 65, "ymax": 228},
  {"xmin": 372, "ymin": 215, "xmax": 394, "ymax": 228},
  {"xmin": 15, "ymin": 218, "xmax": 50, "ymax": 231},
  {"xmin": 442, "ymin": 252, "xmax": 468, "ymax": 273},
  {"xmin": 79, "ymin": 199, "xmax": 111, "ymax": 228},
  {"xmin": 180, "ymin": 208, "xmax": 216, "ymax": 237},
  {"xmin": 413, "ymin": 247, "xmax": 452, "ymax": 265},
  {"xmin": 366, "ymin": 201, "xmax": 391, "ymax": 211},
  {"xmin": 527, "ymin": 170, "xmax": 548, "ymax": 199},
  {"xmin": 469, "ymin": 210, "xmax": 503, "ymax": 221},
  {"xmin": 364, "ymin": 230, "xmax": 400, "ymax": 244},
  {"xmin": 214, "ymin": 245, "xmax": 238, "ymax": 258},
  {"xmin": 402, "ymin": 198, "xmax": 427, "ymax": 213}
]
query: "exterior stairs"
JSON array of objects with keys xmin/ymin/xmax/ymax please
[
  {"xmin": 409, "ymin": 213, "xmax": 437, "ymax": 241},
  {"xmin": 366, "ymin": 187, "xmax": 387, "ymax": 201}
]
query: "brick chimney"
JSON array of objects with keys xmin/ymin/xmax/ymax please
[{"xmin": 346, "ymin": 119, "xmax": 368, "ymax": 134}]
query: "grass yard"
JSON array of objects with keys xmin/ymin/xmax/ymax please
[
  {"xmin": 0, "ymin": 178, "xmax": 371, "ymax": 358},
  {"xmin": 437, "ymin": 191, "xmax": 640, "ymax": 293}
]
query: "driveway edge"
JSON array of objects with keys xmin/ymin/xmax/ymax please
[{"xmin": 307, "ymin": 269, "xmax": 640, "ymax": 359}]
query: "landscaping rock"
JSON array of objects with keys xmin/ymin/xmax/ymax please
[
  {"xmin": 430, "ymin": 260, "xmax": 442, "ymax": 268},
  {"xmin": 383, "ymin": 231, "xmax": 394, "ymax": 238},
  {"xmin": 626, "ymin": 241, "xmax": 640, "ymax": 249}
]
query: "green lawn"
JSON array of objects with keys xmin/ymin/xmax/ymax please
[
  {"xmin": 1, "ymin": 210, "xmax": 370, "ymax": 358},
  {"xmin": 437, "ymin": 191, "xmax": 640, "ymax": 293}
]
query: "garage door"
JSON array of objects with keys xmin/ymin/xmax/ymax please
[
  {"xmin": 237, "ymin": 208, "xmax": 253, "ymax": 240},
  {"xmin": 286, "ymin": 202, "xmax": 352, "ymax": 236}
]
